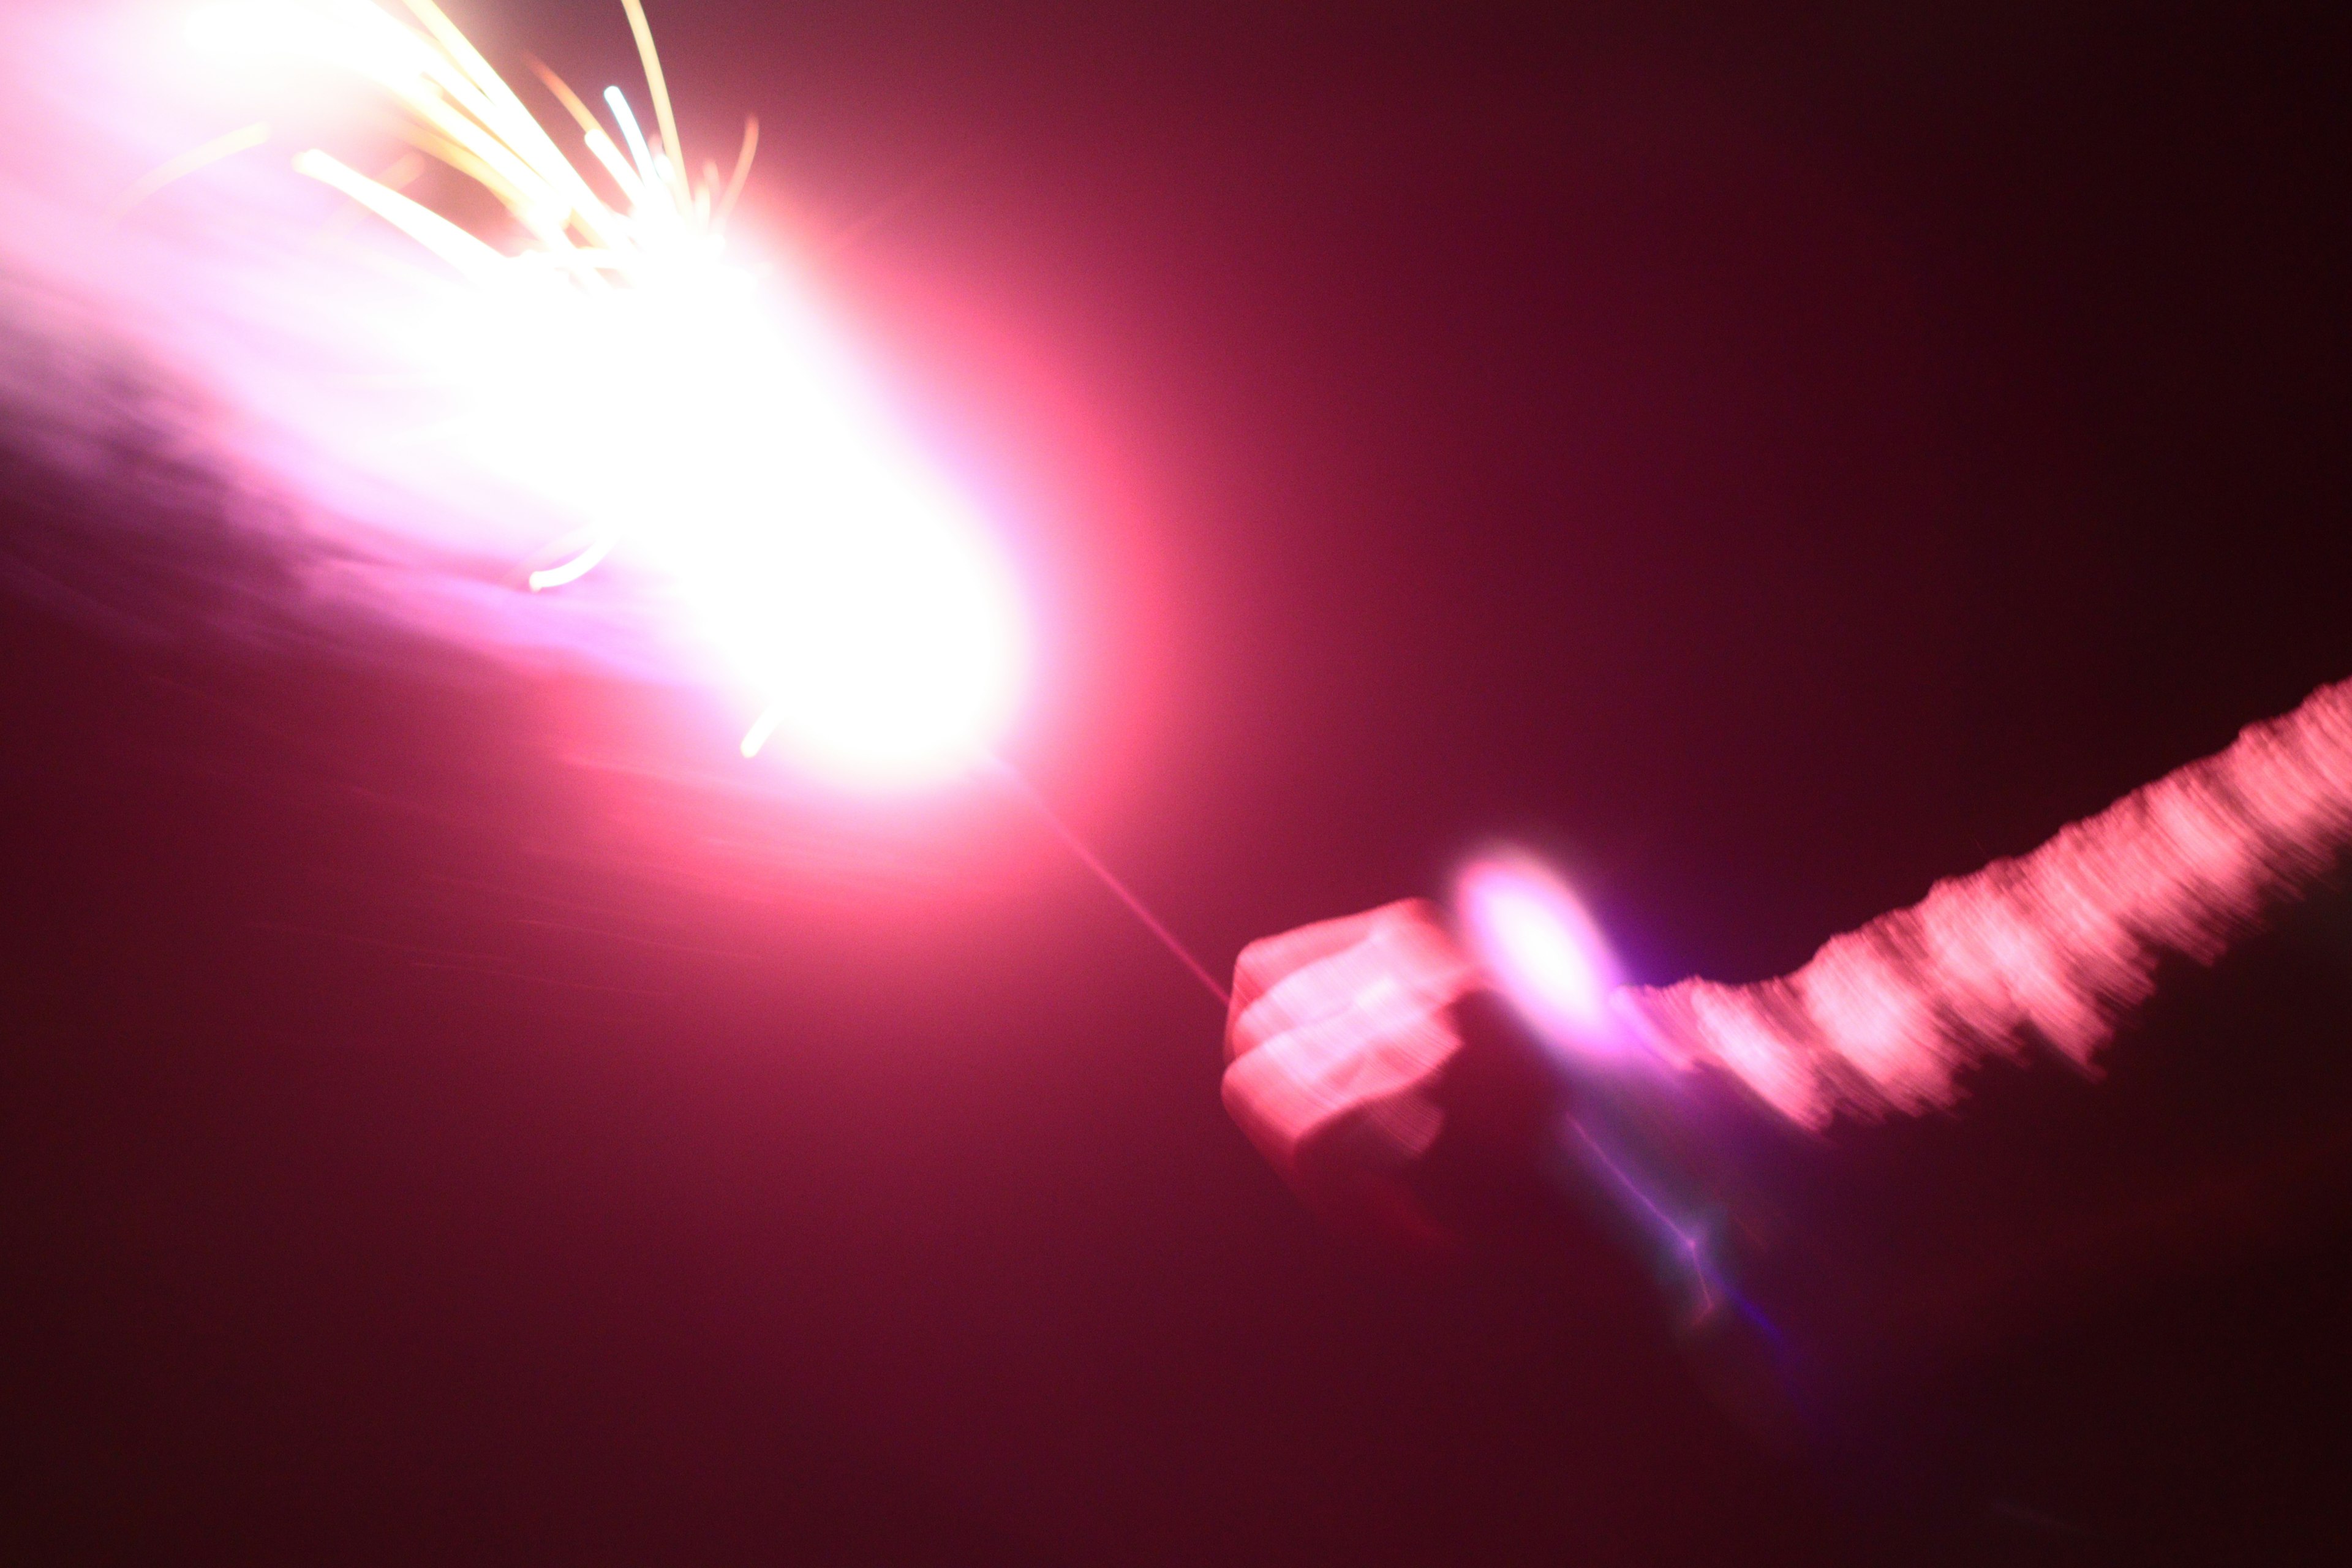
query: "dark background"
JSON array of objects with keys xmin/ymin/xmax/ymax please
[{"xmin": 6, "ymin": 0, "xmax": 2352, "ymax": 1561}]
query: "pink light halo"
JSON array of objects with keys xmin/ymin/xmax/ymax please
[{"xmin": 1455, "ymin": 850, "xmax": 1627, "ymax": 1058}]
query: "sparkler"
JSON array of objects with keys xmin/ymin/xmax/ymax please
[
  {"xmin": 181, "ymin": 0, "xmax": 1025, "ymax": 790},
  {"xmin": 167, "ymin": 0, "xmax": 1229, "ymax": 997}
]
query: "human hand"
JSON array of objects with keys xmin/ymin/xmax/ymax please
[{"xmin": 1221, "ymin": 899, "xmax": 1490, "ymax": 1237}]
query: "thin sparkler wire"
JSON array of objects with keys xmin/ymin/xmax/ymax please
[{"xmin": 986, "ymin": 758, "xmax": 1233, "ymax": 1011}]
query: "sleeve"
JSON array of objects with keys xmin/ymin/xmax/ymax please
[{"xmin": 1616, "ymin": 677, "xmax": 2352, "ymax": 1129}]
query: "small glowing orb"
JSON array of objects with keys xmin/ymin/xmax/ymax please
[{"xmin": 1457, "ymin": 852, "xmax": 1623, "ymax": 1050}]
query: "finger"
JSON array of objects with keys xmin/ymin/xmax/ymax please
[
  {"xmin": 1227, "ymin": 907, "xmax": 1386, "ymax": 1035},
  {"xmin": 1223, "ymin": 975, "xmax": 1466, "ymax": 1173},
  {"xmin": 1231, "ymin": 902, "xmax": 1469, "ymax": 1061}
]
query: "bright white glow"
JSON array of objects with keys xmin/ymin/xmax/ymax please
[
  {"xmin": 186, "ymin": 1, "xmax": 306, "ymax": 60},
  {"xmin": 170, "ymin": 0, "xmax": 1027, "ymax": 788},
  {"xmin": 1457, "ymin": 853, "xmax": 1623, "ymax": 1051},
  {"xmin": 480, "ymin": 247, "xmax": 1025, "ymax": 786}
]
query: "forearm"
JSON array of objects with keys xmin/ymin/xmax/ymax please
[{"xmin": 1618, "ymin": 677, "xmax": 2352, "ymax": 1128}]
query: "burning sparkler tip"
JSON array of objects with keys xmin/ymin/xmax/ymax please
[{"xmin": 145, "ymin": 0, "xmax": 1030, "ymax": 794}]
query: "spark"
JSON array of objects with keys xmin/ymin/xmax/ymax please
[{"xmin": 108, "ymin": 121, "xmax": 273, "ymax": 219}]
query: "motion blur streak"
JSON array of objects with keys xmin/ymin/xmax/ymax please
[{"xmin": 1621, "ymin": 677, "xmax": 2352, "ymax": 1127}]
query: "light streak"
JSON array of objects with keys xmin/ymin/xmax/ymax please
[
  {"xmin": 1562, "ymin": 1115, "xmax": 1716, "ymax": 1320},
  {"xmin": 290, "ymin": 146, "xmax": 504, "ymax": 278},
  {"xmin": 602, "ymin": 85, "xmax": 658, "ymax": 192},
  {"xmin": 108, "ymin": 120, "xmax": 273, "ymax": 219}
]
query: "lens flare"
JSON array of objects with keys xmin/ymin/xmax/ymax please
[
  {"xmin": 1456, "ymin": 852, "xmax": 1623, "ymax": 1052},
  {"xmin": 179, "ymin": 0, "xmax": 1025, "ymax": 786}
]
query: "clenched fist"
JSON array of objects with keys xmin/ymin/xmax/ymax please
[{"xmin": 1221, "ymin": 899, "xmax": 1502, "ymax": 1238}]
